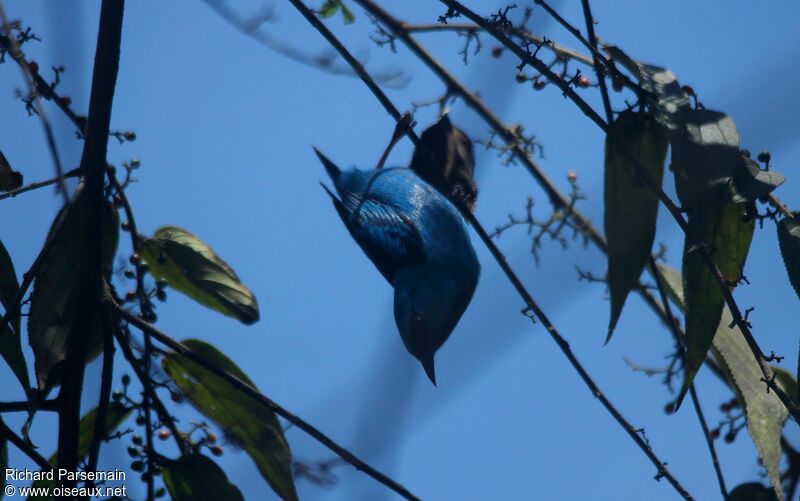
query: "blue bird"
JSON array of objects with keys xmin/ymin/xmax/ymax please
[{"xmin": 315, "ymin": 149, "xmax": 480, "ymax": 385}]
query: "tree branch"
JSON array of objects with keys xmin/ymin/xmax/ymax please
[
  {"xmin": 283, "ymin": 2, "xmax": 694, "ymax": 498},
  {"xmin": 56, "ymin": 0, "xmax": 124, "ymax": 489},
  {"xmin": 107, "ymin": 294, "xmax": 423, "ymax": 501}
]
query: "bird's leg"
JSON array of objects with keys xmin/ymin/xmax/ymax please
[{"xmin": 375, "ymin": 112, "xmax": 415, "ymax": 170}]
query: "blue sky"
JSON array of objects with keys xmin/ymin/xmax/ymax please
[{"xmin": 1, "ymin": 1, "xmax": 800, "ymax": 499}]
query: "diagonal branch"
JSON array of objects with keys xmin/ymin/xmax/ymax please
[
  {"xmin": 107, "ymin": 293, "xmax": 423, "ymax": 501},
  {"xmin": 284, "ymin": 1, "xmax": 694, "ymax": 498},
  {"xmin": 436, "ymin": 0, "xmax": 800, "ymax": 425}
]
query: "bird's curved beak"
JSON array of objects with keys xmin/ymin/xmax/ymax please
[{"xmin": 421, "ymin": 352, "xmax": 437, "ymax": 386}]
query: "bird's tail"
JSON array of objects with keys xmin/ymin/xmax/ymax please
[{"xmin": 313, "ymin": 147, "xmax": 341, "ymax": 183}]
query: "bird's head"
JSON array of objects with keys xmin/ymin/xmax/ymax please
[{"xmin": 393, "ymin": 271, "xmax": 476, "ymax": 386}]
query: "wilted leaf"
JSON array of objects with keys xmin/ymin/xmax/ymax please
[
  {"xmin": 163, "ymin": 453, "xmax": 244, "ymax": 501},
  {"xmin": 604, "ymin": 111, "xmax": 667, "ymax": 341},
  {"xmin": 659, "ymin": 264, "xmax": 785, "ymax": 500},
  {"xmin": 603, "ymin": 46, "xmax": 690, "ymax": 131},
  {"xmin": 729, "ymin": 483, "xmax": 777, "ymax": 501},
  {"xmin": 28, "ymin": 189, "xmax": 119, "ymax": 391},
  {"xmin": 732, "ymin": 156, "xmax": 784, "ymax": 203},
  {"xmin": 680, "ymin": 195, "xmax": 754, "ymax": 401},
  {"xmin": 141, "ymin": 227, "xmax": 259, "ymax": 325},
  {"xmin": 0, "ymin": 239, "xmax": 30, "ymax": 394},
  {"xmin": 162, "ymin": 340, "xmax": 296, "ymax": 501},
  {"xmin": 777, "ymin": 214, "xmax": 800, "ymax": 301},
  {"xmin": 409, "ymin": 113, "xmax": 477, "ymax": 211},
  {"xmin": 0, "ymin": 151, "xmax": 23, "ymax": 192},
  {"xmin": 28, "ymin": 402, "xmax": 131, "ymax": 499}
]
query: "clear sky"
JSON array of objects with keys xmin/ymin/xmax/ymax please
[{"xmin": 1, "ymin": 1, "xmax": 800, "ymax": 500}]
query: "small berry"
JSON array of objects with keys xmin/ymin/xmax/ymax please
[
  {"xmin": 156, "ymin": 288, "xmax": 167, "ymax": 302},
  {"xmin": 491, "ymin": 47, "xmax": 503, "ymax": 58},
  {"xmin": 170, "ymin": 391, "xmax": 182, "ymax": 404},
  {"xmin": 709, "ymin": 428, "xmax": 720, "ymax": 440},
  {"xmin": 210, "ymin": 445, "xmax": 224, "ymax": 457},
  {"xmin": 130, "ymin": 460, "xmax": 144, "ymax": 472},
  {"xmin": 723, "ymin": 432, "xmax": 735, "ymax": 444},
  {"xmin": 28, "ymin": 61, "xmax": 39, "ymax": 74},
  {"xmin": 663, "ymin": 402, "xmax": 675, "ymax": 414},
  {"xmin": 740, "ymin": 149, "xmax": 751, "ymax": 158},
  {"xmin": 112, "ymin": 390, "xmax": 123, "ymax": 402},
  {"xmin": 132, "ymin": 434, "xmax": 143, "ymax": 446},
  {"xmin": 576, "ymin": 75, "xmax": 590, "ymax": 88},
  {"xmin": 124, "ymin": 269, "xmax": 135, "ymax": 279},
  {"xmin": 130, "ymin": 253, "xmax": 141, "ymax": 265},
  {"xmin": 121, "ymin": 222, "xmax": 131, "ymax": 232},
  {"xmin": 123, "ymin": 131, "xmax": 137, "ymax": 141},
  {"xmin": 158, "ymin": 429, "xmax": 170, "ymax": 441},
  {"xmin": 206, "ymin": 432, "xmax": 217, "ymax": 444},
  {"xmin": 567, "ymin": 170, "xmax": 578, "ymax": 183},
  {"xmin": 58, "ymin": 96, "xmax": 72, "ymax": 107},
  {"xmin": 532, "ymin": 79, "xmax": 546, "ymax": 91},
  {"xmin": 125, "ymin": 291, "xmax": 137, "ymax": 302},
  {"xmin": 515, "ymin": 72, "xmax": 527, "ymax": 83},
  {"xmin": 612, "ymin": 77, "xmax": 623, "ymax": 92},
  {"xmin": 156, "ymin": 488, "xmax": 166, "ymax": 498},
  {"xmin": 130, "ymin": 158, "xmax": 141, "ymax": 168},
  {"xmin": 136, "ymin": 416, "xmax": 146, "ymax": 426},
  {"xmin": 121, "ymin": 374, "xmax": 131, "ymax": 386},
  {"xmin": 757, "ymin": 151, "xmax": 771, "ymax": 164},
  {"xmin": 127, "ymin": 446, "xmax": 140, "ymax": 457},
  {"xmin": 681, "ymin": 85, "xmax": 695, "ymax": 96},
  {"xmin": 719, "ymin": 402, "xmax": 731, "ymax": 413}
]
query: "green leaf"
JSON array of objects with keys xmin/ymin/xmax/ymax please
[
  {"xmin": 141, "ymin": 227, "xmax": 259, "ymax": 325},
  {"xmin": 162, "ymin": 340, "xmax": 296, "ymax": 501},
  {"xmin": 340, "ymin": 2, "xmax": 355, "ymax": 24},
  {"xmin": 28, "ymin": 402, "xmax": 131, "ymax": 500},
  {"xmin": 0, "ymin": 151, "xmax": 23, "ymax": 192},
  {"xmin": 659, "ymin": 264, "xmax": 785, "ymax": 500},
  {"xmin": 680, "ymin": 195, "xmax": 754, "ymax": 401},
  {"xmin": 731, "ymin": 156, "xmax": 784, "ymax": 203},
  {"xmin": 0, "ymin": 239, "xmax": 30, "ymax": 394},
  {"xmin": 162, "ymin": 453, "xmax": 244, "ymax": 501},
  {"xmin": 27, "ymin": 189, "xmax": 119, "ymax": 391},
  {"xmin": 672, "ymin": 110, "xmax": 742, "ymax": 225},
  {"xmin": 777, "ymin": 214, "xmax": 800, "ymax": 301},
  {"xmin": 318, "ymin": 0, "xmax": 341, "ymax": 18},
  {"xmin": 603, "ymin": 46, "xmax": 690, "ymax": 131},
  {"xmin": 604, "ymin": 111, "xmax": 667, "ymax": 341}
]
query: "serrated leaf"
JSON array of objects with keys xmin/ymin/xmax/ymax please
[
  {"xmin": 604, "ymin": 111, "xmax": 667, "ymax": 341},
  {"xmin": 603, "ymin": 46, "xmax": 690, "ymax": 131},
  {"xmin": 658, "ymin": 264, "xmax": 785, "ymax": 500},
  {"xmin": 680, "ymin": 195, "xmax": 754, "ymax": 401},
  {"xmin": 0, "ymin": 151, "xmax": 23, "ymax": 192},
  {"xmin": 732, "ymin": 157, "xmax": 784, "ymax": 203},
  {"xmin": 141, "ymin": 227, "xmax": 259, "ymax": 325},
  {"xmin": 162, "ymin": 340, "xmax": 296, "ymax": 501},
  {"xmin": 672, "ymin": 110, "xmax": 742, "ymax": 224},
  {"xmin": 28, "ymin": 402, "xmax": 131, "ymax": 500},
  {"xmin": 410, "ymin": 113, "xmax": 477, "ymax": 211},
  {"xmin": 28, "ymin": 189, "xmax": 119, "ymax": 391},
  {"xmin": 163, "ymin": 453, "xmax": 244, "ymax": 501},
  {"xmin": 0, "ymin": 239, "xmax": 30, "ymax": 394},
  {"xmin": 777, "ymin": 214, "xmax": 800, "ymax": 301}
]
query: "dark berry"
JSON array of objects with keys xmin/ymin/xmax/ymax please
[
  {"xmin": 28, "ymin": 61, "xmax": 39, "ymax": 74},
  {"xmin": 491, "ymin": 47, "xmax": 503, "ymax": 58},
  {"xmin": 576, "ymin": 75, "xmax": 590, "ymax": 88}
]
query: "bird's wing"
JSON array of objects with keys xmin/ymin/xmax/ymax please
[{"xmin": 322, "ymin": 184, "xmax": 425, "ymax": 282}]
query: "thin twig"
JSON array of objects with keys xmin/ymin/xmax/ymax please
[
  {"xmin": 436, "ymin": 0, "xmax": 800, "ymax": 425},
  {"xmin": 284, "ymin": 2, "xmax": 693, "ymax": 498},
  {"xmin": 0, "ymin": 2, "xmax": 69, "ymax": 204},
  {"xmin": 649, "ymin": 259, "xmax": 728, "ymax": 498},
  {"xmin": 108, "ymin": 295, "xmax": 423, "ymax": 501},
  {"xmin": 86, "ymin": 306, "xmax": 115, "ymax": 487},
  {"xmin": 579, "ymin": 0, "xmax": 612, "ymax": 123},
  {"xmin": 0, "ymin": 167, "xmax": 81, "ymax": 201},
  {"xmin": 0, "ymin": 417, "xmax": 54, "ymax": 471}
]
